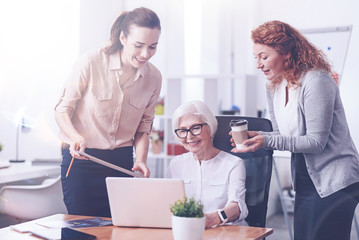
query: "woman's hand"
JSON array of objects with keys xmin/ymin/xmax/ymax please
[
  {"xmin": 69, "ymin": 138, "xmax": 88, "ymax": 160},
  {"xmin": 230, "ymin": 131, "xmax": 264, "ymax": 153},
  {"xmin": 132, "ymin": 162, "xmax": 150, "ymax": 178},
  {"xmin": 55, "ymin": 111, "xmax": 88, "ymax": 159},
  {"xmin": 133, "ymin": 132, "xmax": 150, "ymax": 177},
  {"xmin": 204, "ymin": 212, "xmax": 221, "ymax": 228}
]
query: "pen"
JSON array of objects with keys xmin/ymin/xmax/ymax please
[{"xmin": 66, "ymin": 142, "xmax": 80, "ymax": 178}]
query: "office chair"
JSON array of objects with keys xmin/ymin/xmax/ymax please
[
  {"xmin": 0, "ymin": 175, "xmax": 67, "ymax": 221},
  {"xmin": 213, "ymin": 115, "xmax": 273, "ymax": 228}
]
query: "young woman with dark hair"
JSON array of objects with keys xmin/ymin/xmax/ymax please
[{"xmin": 55, "ymin": 7, "xmax": 162, "ymax": 217}]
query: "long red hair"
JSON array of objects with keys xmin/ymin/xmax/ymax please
[{"xmin": 251, "ymin": 20, "xmax": 332, "ymax": 88}]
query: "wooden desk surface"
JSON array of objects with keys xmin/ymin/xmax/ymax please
[
  {"xmin": 0, "ymin": 214, "xmax": 273, "ymax": 240},
  {"xmin": 0, "ymin": 161, "xmax": 60, "ymax": 184}
]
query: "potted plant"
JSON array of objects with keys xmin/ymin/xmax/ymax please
[
  {"xmin": 149, "ymin": 129, "xmax": 164, "ymax": 154},
  {"xmin": 170, "ymin": 197, "xmax": 206, "ymax": 240},
  {"xmin": 155, "ymin": 97, "xmax": 165, "ymax": 115}
]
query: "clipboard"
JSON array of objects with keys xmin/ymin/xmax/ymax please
[{"xmin": 77, "ymin": 150, "xmax": 144, "ymax": 178}]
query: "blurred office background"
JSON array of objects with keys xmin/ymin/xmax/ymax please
[{"xmin": 0, "ymin": 0, "xmax": 358, "ymax": 162}]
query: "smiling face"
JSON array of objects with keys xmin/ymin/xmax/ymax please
[
  {"xmin": 120, "ymin": 25, "xmax": 160, "ymax": 69},
  {"xmin": 253, "ymin": 43, "xmax": 286, "ymax": 81},
  {"xmin": 176, "ymin": 114, "xmax": 211, "ymax": 155}
]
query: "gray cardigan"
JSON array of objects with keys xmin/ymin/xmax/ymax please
[{"xmin": 263, "ymin": 70, "xmax": 359, "ymax": 198}]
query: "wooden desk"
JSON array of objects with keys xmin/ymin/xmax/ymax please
[
  {"xmin": 0, "ymin": 161, "xmax": 60, "ymax": 184},
  {"xmin": 0, "ymin": 214, "xmax": 273, "ymax": 240}
]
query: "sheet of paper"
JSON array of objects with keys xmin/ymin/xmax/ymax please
[
  {"xmin": 10, "ymin": 222, "xmax": 48, "ymax": 233},
  {"xmin": 0, "ymin": 161, "xmax": 10, "ymax": 169}
]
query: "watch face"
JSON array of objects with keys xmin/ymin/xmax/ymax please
[{"xmin": 220, "ymin": 210, "xmax": 228, "ymax": 220}]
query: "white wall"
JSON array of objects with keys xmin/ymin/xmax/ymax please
[
  {"xmin": 0, "ymin": 1, "xmax": 79, "ymax": 161},
  {"xmin": 79, "ymin": 0, "xmax": 124, "ymax": 55}
]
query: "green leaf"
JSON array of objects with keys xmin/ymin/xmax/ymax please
[{"xmin": 169, "ymin": 197, "xmax": 204, "ymax": 218}]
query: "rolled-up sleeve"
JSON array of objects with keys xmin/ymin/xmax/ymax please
[
  {"xmin": 54, "ymin": 53, "xmax": 90, "ymax": 114},
  {"xmin": 227, "ymin": 161, "xmax": 248, "ymax": 221}
]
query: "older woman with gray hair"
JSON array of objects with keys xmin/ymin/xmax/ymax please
[{"xmin": 166, "ymin": 100, "xmax": 248, "ymax": 228}]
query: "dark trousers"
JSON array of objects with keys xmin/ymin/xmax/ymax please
[
  {"xmin": 293, "ymin": 153, "xmax": 359, "ymax": 240},
  {"xmin": 61, "ymin": 146, "xmax": 133, "ymax": 217}
]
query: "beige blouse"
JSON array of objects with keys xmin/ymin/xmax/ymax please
[{"xmin": 55, "ymin": 49, "xmax": 162, "ymax": 150}]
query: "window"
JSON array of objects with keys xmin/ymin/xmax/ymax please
[{"xmin": 0, "ymin": 0, "xmax": 80, "ymax": 159}]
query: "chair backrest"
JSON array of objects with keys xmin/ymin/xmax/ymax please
[
  {"xmin": 0, "ymin": 175, "xmax": 67, "ymax": 220},
  {"xmin": 213, "ymin": 115, "xmax": 273, "ymax": 228}
]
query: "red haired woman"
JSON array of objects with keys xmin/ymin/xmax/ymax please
[{"xmin": 232, "ymin": 20, "xmax": 359, "ymax": 240}]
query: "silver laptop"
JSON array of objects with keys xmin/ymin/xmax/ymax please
[{"xmin": 106, "ymin": 177, "xmax": 185, "ymax": 228}]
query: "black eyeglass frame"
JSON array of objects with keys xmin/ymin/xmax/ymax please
[{"xmin": 174, "ymin": 123, "xmax": 208, "ymax": 139}]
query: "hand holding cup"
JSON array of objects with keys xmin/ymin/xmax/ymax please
[
  {"xmin": 230, "ymin": 120, "xmax": 248, "ymax": 150},
  {"xmin": 230, "ymin": 130, "xmax": 264, "ymax": 153}
]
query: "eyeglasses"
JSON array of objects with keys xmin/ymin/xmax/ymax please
[{"xmin": 174, "ymin": 123, "xmax": 207, "ymax": 139}]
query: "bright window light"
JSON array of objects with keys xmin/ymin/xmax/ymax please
[
  {"xmin": 0, "ymin": 0, "xmax": 80, "ymax": 159},
  {"xmin": 183, "ymin": 0, "xmax": 204, "ymax": 102}
]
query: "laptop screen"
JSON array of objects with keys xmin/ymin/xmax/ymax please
[{"xmin": 106, "ymin": 177, "xmax": 185, "ymax": 228}]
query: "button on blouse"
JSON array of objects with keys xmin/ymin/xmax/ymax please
[{"xmin": 55, "ymin": 49, "xmax": 162, "ymax": 149}]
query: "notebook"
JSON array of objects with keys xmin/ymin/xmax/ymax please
[
  {"xmin": 0, "ymin": 161, "xmax": 10, "ymax": 169},
  {"xmin": 106, "ymin": 177, "xmax": 185, "ymax": 228}
]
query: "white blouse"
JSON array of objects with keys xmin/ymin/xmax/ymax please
[
  {"xmin": 273, "ymin": 80, "xmax": 300, "ymax": 136},
  {"xmin": 166, "ymin": 151, "xmax": 248, "ymax": 225}
]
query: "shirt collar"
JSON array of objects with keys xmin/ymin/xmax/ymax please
[
  {"xmin": 108, "ymin": 50, "xmax": 121, "ymax": 70},
  {"xmin": 108, "ymin": 50, "xmax": 145, "ymax": 79}
]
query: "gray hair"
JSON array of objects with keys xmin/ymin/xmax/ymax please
[{"xmin": 172, "ymin": 100, "xmax": 218, "ymax": 139}]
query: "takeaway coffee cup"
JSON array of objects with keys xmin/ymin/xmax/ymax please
[{"xmin": 230, "ymin": 120, "xmax": 248, "ymax": 150}]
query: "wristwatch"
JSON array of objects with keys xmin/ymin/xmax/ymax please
[{"xmin": 217, "ymin": 209, "xmax": 228, "ymax": 224}]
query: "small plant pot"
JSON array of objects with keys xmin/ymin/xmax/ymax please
[{"xmin": 172, "ymin": 215, "xmax": 205, "ymax": 240}]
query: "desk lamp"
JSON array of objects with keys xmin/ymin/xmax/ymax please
[
  {"xmin": 9, "ymin": 117, "xmax": 29, "ymax": 163},
  {"xmin": 3, "ymin": 110, "xmax": 35, "ymax": 163}
]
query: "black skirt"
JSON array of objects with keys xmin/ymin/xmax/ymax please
[{"xmin": 61, "ymin": 146, "xmax": 133, "ymax": 217}]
